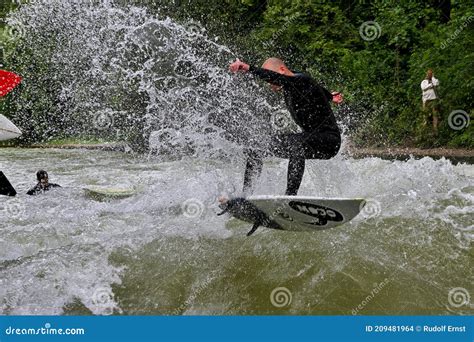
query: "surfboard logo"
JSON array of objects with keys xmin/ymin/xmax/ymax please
[{"xmin": 288, "ymin": 201, "xmax": 343, "ymax": 225}]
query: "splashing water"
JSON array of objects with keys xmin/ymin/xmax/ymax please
[{"xmin": 7, "ymin": 0, "xmax": 284, "ymax": 155}]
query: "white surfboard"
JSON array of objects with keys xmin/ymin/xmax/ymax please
[
  {"xmin": 83, "ymin": 186, "xmax": 137, "ymax": 201},
  {"xmin": 220, "ymin": 196, "xmax": 366, "ymax": 234},
  {"xmin": 0, "ymin": 114, "xmax": 22, "ymax": 141}
]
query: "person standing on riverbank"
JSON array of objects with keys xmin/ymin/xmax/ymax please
[{"xmin": 421, "ymin": 69, "xmax": 440, "ymax": 135}]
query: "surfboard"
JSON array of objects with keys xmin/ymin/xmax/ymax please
[
  {"xmin": 0, "ymin": 171, "xmax": 17, "ymax": 196},
  {"xmin": 0, "ymin": 70, "xmax": 22, "ymax": 97},
  {"xmin": 218, "ymin": 196, "xmax": 366, "ymax": 235},
  {"xmin": 83, "ymin": 186, "xmax": 137, "ymax": 201},
  {"xmin": 0, "ymin": 114, "xmax": 22, "ymax": 141}
]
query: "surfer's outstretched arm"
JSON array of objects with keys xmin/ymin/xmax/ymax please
[
  {"xmin": 247, "ymin": 66, "xmax": 297, "ymax": 87},
  {"xmin": 229, "ymin": 59, "xmax": 296, "ymax": 87}
]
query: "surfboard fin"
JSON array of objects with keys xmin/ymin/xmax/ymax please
[{"xmin": 247, "ymin": 222, "xmax": 260, "ymax": 236}]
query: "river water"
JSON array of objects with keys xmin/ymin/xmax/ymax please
[{"xmin": 1, "ymin": 148, "xmax": 472, "ymax": 315}]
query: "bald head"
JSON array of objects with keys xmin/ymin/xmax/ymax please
[{"xmin": 262, "ymin": 57, "xmax": 293, "ymax": 76}]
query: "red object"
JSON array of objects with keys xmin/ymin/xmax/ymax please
[
  {"xmin": 0, "ymin": 70, "xmax": 22, "ymax": 97},
  {"xmin": 331, "ymin": 91, "xmax": 343, "ymax": 104}
]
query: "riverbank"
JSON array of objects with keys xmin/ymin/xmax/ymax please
[
  {"xmin": 0, "ymin": 138, "xmax": 126, "ymax": 152},
  {"xmin": 1, "ymin": 141, "xmax": 473, "ymax": 162},
  {"xmin": 347, "ymin": 147, "xmax": 474, "ymax": 163},
  {"xmin": 29, "ymin": 142, "xmax": 126, "ymax": 152}
]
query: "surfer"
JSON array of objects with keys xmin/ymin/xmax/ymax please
[
  {"xmin": 26, "ymin": 170, "xmax": 61, "ymax": 196},
  {"xmin": 0, "ymin": 171, "xmax": 17, "ymax": 196},
  {"xmin": 229, "ymin": 58, "xmax": 341, "ymax": 195}
]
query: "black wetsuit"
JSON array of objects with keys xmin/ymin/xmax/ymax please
[
  {"xmin": 244, "ymin": 66, "xmax": 341, "ymax": 195},
  {"xmin": 0, "ymin": 171, "xmax": 17, "ymax": 196},
  {"xmin": 26, "ymin": 183, "xmax": 61, "ymax": 196}
]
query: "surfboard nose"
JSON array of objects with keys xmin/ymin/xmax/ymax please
[{"xmin": 0, "ymin": 114, "xmax": 22, "ymax": 141}]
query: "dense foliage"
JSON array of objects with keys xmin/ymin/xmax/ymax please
[{"xmin": 1, "ymin": 0, "xmax": 473, "ymax": 148}]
